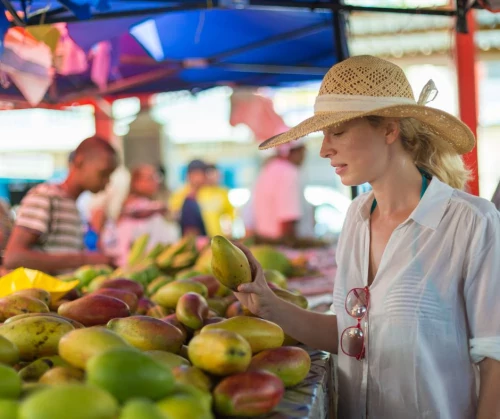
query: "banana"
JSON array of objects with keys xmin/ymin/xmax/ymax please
[
  {"xmin": 156, "ymin": 236, "xmax": 196, "ymax": 269},
  {"xmin": 170, "ymin": 252, "xmax": 198, "ymax": 270},
  {"xmin": 128, "ymin": 233, "xmax": 150, "ymax": 266},
  {"xmin": 145, "ymin": 243, "xmax": 167, "ymax": 261},
  {"xmin": 0, "ymin": 317, "xmax": 74, "ymax": 361}
]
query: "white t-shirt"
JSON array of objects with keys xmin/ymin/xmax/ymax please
[
  {"xmin": 252, "ymin": 158, "xmax": 302, "ymax": 239},
  {"xmin": 332, "ymin": 176, "xmax": 500, "ymax": 419}
]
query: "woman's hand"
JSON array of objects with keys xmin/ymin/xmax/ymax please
[{"xmin": 233, "ymin": 242, "xmax": 278, "ymax": 319}]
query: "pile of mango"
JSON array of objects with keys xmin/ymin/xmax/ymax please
[{"xmin": 0, "ymin": 236, "xmax": 313, "ymax": 418}]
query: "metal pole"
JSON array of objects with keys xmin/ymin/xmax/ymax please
[{"xmin": 455, "ymin": 7, "xmax": 480, "ymax": 196}]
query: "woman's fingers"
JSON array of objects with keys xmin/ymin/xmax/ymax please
[
  {"xmin": 233, "ymin": 241, "xmax": 261, "ymax": 279},
  {"xmin": 237, "ymin": 282, "xmax": 258, "ymax": 293}
]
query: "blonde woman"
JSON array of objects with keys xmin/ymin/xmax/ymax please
[{"xmin": 234, "ymin": 56, "xmax": 500, "ymax": 419}]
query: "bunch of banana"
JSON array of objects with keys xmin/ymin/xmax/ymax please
[
  {"xmin": 155, "ymin": 235, "xmax": 198, "ymax": 272},
  {"xmin": 128, "ymin": 234, "xmax": 170, "ymax": 267}
]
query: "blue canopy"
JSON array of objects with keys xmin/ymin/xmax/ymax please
[{"xmin": 0, "ymin": 1, "xmax": 349, "ymax": 104}]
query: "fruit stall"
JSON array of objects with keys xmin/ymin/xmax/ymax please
[{"xmin": 0, "ymin": 234, "xmax": 338, "ymax": 418}]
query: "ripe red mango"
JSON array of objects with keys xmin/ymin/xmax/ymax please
[
  {"xmin": 175, "ymin": 292, "xmax": 209, "ymax": 330},
  {"xmin": 188, "ymin": 275, "xmax": 220, "ymax": 298},
  {"xmin": 98, "ymin": 278, "xmax": 144, "ymax": 298},
  {"xmin": 58, "ymin": 295, "xmax": 130, "ymax": 327},
  {"xmin": 213, "ymin": 370, "xmax": 284, "ymax": 417},
  {"xmin": 92, "ymin": 288, "xmax": 138, "ymax": 312},
  {"xmin": 135, "ymin": 297, "xmax": 155, "ymax": 315}
]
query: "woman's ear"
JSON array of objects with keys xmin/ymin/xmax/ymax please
[{"xmin": 384, "ymin": 119, "xmax": 401, "ymax": 145}]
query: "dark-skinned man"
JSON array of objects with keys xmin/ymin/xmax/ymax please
[{"xmin": 4, "ymin": 136, "xmax": 118, "ymax": 274}]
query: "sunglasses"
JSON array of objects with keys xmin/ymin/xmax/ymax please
[{"xmin": 340, "ymin": 286, "xmax": 370, "ymax": 360}]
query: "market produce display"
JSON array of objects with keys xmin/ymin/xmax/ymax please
[{"xmin": 0, "ymin": 234, "xmax": 315, "ymax": 418}]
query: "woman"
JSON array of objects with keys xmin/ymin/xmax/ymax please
[
  {"xmin": 108, "ymin": 164, "xmax": 178, "ymax": 265},
  {"xmin": 234, "ymin": 55, "xmax": 500, "ymax": 419}
]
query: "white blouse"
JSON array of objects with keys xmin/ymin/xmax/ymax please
[{"xmin": 331, "ymin": 176, "xmax": 500, "ymax": 419}]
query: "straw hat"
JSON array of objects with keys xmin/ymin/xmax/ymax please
[{"xmin": 259, "ymin": 55, "xmax": 475, "ymax": 155}]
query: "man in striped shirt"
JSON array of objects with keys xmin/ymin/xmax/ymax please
[{"xmin": 4, "ymin": 136, "xmax": 118, "ymax": 274}]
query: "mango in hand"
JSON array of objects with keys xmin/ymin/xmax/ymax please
[{"xmin": 211, "ymin": 236, "xmax": 252, "ymax": 291}]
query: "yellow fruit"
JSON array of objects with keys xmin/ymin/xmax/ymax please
[
  {"xmin": 11, "ymin": 289, "xmax": 51, "ymax": 306},
  {"xmin": 0, "ymin": 364, "xmax": 21, "ymax": 398},
  {"xmin": 0, "ymin": 335, "xmax": 19, "ymax": 365},
  {"xmin": 38, "ymin": 366, "xmax": 84, "ymax": 385},
  {"xmin": 19, "ymin": 384, "xmax": 118, "ymax": 419},
  {"xmin": 58, "ymin": 327, "xmax": 129, "ymax": 370},
  {"xmin": 157, "ymin": 393, "xmax": 213, "ymax": 419},
  {"xmin": 172, "ymin": 365, "xmax": 212, "ymax": 392},
  {"xmin": 107, "ymin": 316, "xmax": 184, "ymax": 353},
  {"xmin": 4, "ymin": 313, "xmax": 84, "ymax": 329},
  {"xmin": 188, "ymin": 329, "xmax": 251, "ymax": 376},
  {"xmin": 211, "ymin": 235, "xmax": 252, "ymax": 291},
  {"xmin": 0, "ymin": 295, "xmax": 49, "ymax": 322},
  {"xmin": 248, "ymin": 346, "xmax": 311, "ymax": 387},
  {"xmin": 0, "ymin": 317, "xmax": 73, "ymax": 361},
  {"xmin": 201, "ymin": 316, "xmax": 284, "ymax": 354}
]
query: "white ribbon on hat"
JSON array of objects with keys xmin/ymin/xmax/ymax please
[{"xmin": 313, "ymin": 80, "xmax": 438, "ymax": 114}]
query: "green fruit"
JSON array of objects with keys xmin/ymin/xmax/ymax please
[
  {"xmin": 19, "ymin": 384, "xmax": 118, "ymax": 419},
  {"xmin": 0, "ymin": 364, "xmax": 21, "ymax": 399},
  {"xmin": 175, "ymin": 269, "xmax": 203, "ymax": 281},
  {"xmin": 87, "ymin": 275, "xmax": 109, "ymax": 293},
  {"xmin": 74, "ymin": 266, "xmax": 99, "ymax": 288},
  {"xmin": 128, "ymin": 233, "xmax": 150, "ymax": 266},
  {"xmin": 250, "ymin": 246, "xmax": 293, "ymax": 276},
  {"xmin": 120, "ymin": 398, "xmax": 165, "ymax": 419},
  {"xmin": 0, "ymin": 399, "xmax": 19, "ymax": 419},
  {"xmin": 20, "ymin": 382, "xmax": 48, "ymax": 399},
  {"xmin": 151, "ymin": 280, "xmax": 208, "ymax": 309},
  {"xmin": 87, "ymin": 347, "xmax": 175, "ymax": 403},
  {"xmin": 147, "ymin": 276, "xmax": 174, "ymax": 296},
  {"xmin": 146, "ymin": 350, "xmax": 190, "ymax": 369},
  {"xmin": 0, "ymin": 336, "xmax": 19, "ymax": 365},
  {"xmin": 264, "ymin": 269, "xmax": 288, "ymax": 289}
]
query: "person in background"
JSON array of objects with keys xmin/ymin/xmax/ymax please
[
  {"xmin": 0, "ymin": 199, "xmax": 13, "ymax": 252},
  {"xmin": 252, "ymin": 138, "xmax": 320, "ymax": 247},
  {"xmin": 120, "ymin": 164, "xmax": 167, "ymax": 219},
  {"xmin": 106, "ymin": 164, "xmax": 179, "ymax": 266},
  {"xmin": 197, "ymin": 164, "xmax": 235, "ymax": 237},
  {"xmin": 3, "ymin": 136, "xmax": 118, "ymax": 274},
  {"xmin": 169, "ymin": 159, "xmax": 208, "ymax": 237}
]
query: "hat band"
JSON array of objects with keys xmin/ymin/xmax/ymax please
[{"xmin": 314, "ymin": 94, "xmax": 416, "ymax": 114}]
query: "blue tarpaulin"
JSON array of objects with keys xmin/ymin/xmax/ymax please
[{"xmin": 0, "ymin": 1, "xmax": 349, "ymax": 103}]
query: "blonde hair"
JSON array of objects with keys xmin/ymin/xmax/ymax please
[{"xmin": 366, "ymin": 116, "xmax": 471, "ymax": 190}]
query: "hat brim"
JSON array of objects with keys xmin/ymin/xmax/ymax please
[{"xmin": 258, "ymin": 104, "xmax": 475, "ymax": 155}]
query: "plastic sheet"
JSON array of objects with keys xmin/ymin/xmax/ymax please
[{"xmin": 0, "ymin": 268, "xmax": 79, "ymax": 302}]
